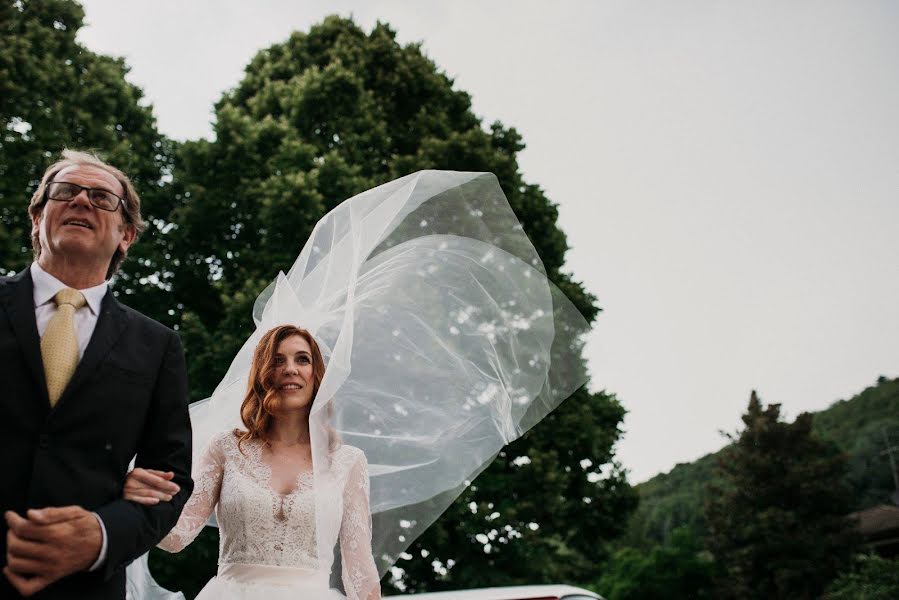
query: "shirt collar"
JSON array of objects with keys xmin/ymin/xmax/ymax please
[{"xmin": 30, "ymin": 262, "xmax": 108, "ymax": 315}]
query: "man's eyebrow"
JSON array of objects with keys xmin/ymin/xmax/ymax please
[{"xmin": 57, "ymin": 178, "xmax": 117, "ymax": 193}]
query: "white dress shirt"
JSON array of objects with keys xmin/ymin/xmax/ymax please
[
  {"xmin": 30, "ymin": 262, "xmax": 110, "ymax": 571},
  {"xmin": 31, "ymin": 262, "xmax": 107, "ymax": 357}
]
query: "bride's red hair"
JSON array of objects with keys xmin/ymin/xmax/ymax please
[{"xmin": 235, "ymin": 325, "xmax": 328, "ymax": 451}]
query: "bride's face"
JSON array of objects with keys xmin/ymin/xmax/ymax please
[{"xmin": 273, "ymin": 334, "xmax": 315, "ymax": 411}]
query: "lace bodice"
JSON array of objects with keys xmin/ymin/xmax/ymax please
[{"xmin": 158, "ymin": 431, "xmax": 380, "ymax": 600}]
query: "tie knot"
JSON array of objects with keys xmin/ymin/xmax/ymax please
[{"xmin": 54, "ymin": 288, "xmax": 86, "ymax": 310}]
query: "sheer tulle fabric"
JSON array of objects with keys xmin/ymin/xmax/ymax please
[{"xmin": 126, "ymin": 171, "xmax": 589, "ymax": 600}]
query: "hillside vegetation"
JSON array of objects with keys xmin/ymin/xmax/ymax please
[{"xmin": 621, "ymin": 376, "xmax": 899, "ymax": 549}]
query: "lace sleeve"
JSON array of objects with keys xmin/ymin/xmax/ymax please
[
  {"xmin": 340, "ymin": 451, "xmax": 381, "ymax": 600},
  {"xmin": 157, "ymin": 433, "xmax": 225, "ymax": 553}
]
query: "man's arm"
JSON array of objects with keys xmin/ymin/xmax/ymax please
[{"xmin": 94, "ymin": 329, "xmax": 193, "ymax": 579}]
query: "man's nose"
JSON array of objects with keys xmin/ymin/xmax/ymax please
[{"xmin": 69, "ymin": 189, "xmax": 93, "ymax": 208}]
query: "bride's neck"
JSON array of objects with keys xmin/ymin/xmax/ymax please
[{"xmin": 267, "ymin": 411, "xmax": 311, "ymax": 446}]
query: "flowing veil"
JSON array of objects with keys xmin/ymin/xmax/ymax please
[{"xmin": 127, "ymin": 171, "xmax": 590, "ymax": 600}]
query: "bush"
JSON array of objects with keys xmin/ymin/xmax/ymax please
[
  {"xmin": 824, "ymin": 554, "xmax": 899, "ymax": 600},
  {"xmin": 596, "ymin": 528, "xmax": 718, "ymax": 600}
]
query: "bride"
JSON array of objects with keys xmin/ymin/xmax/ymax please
[
  {"xmin": 122, "ymin": 170, "xmax": 590, "ymax": 599},
  {"xmin": 124, "ymin": 325, "xmax": 378, "ymax": 600}
]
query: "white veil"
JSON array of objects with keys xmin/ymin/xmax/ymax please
[{"xmin": 127, "ymin": 171, "xmax": 590, "ymax": 599}]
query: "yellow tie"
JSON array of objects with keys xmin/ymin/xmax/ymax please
[{"xmin": 41, "ymin": 288, "xmax": 86, "ymax": 407}]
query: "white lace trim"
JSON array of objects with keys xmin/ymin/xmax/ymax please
[{"xmin": 158, "ymin": 431, "xmax": 380, "ymax": 599}]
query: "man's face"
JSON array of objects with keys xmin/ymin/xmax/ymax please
[{"xmin": 31, "ymin": 165, "xmax": 136, "ymax": 274}]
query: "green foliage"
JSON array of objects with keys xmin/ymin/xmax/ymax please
[
  {"xmin": 618, "ymin": 454, "xmax": 717, "ymax": 551},
  {"xmin": 394, "ymin": 393, "xmax": 635, "ymax": 593},
  {"xmin": 813, "ymin": 376, "xmax": 899, "ymax": 510},
  {"xmin": 597, "ymin": 527, "xmax": 718, "ymax": 600},
  {"xmin": 0, "ymin": 0, "xmax": 177, "ymax": 319},
  {"xmin": 704, "ymin": 392, "xmax": 860, "ymax": 599},
  {"xmin": 148, "ymin": 529, "xmax": 219, "ymax": 599},
  {"xmin": 164, "ymin": 16, "xmax": 599, "ymax": 401},
  {"xmin": 824, "ymin": 554, "xmax": 899, "ymax": 600},
  {"xmin": 622, "ymin": 376, "xmax": 899, "ymax": 550}
]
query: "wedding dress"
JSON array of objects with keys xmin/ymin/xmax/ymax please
[{"xmin": 156, "ymin": 431, "xmax": 378, "ymax": 600}]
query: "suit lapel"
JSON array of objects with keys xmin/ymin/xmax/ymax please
[
  {"xmin": 55, "ymin": 289, "xmax": 131, "ymax": 410},
  {"xmin": 1, "ymin": 268, "xmax": 50, "ymax": 408}
]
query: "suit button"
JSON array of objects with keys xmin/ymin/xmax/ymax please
[{"xmin": 38, "ymin": 434, "xmax": 49, "ymax": 448}]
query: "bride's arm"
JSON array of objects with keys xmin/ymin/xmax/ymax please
[
  {"xmin": 124, "ymin": 434, "xmax": 225, "ymax": 553},
  {"xmin": 157, "ymin": 435, "xmax": 225, "ymax": 552},
  {"xmin": 339, "ymin": 451, "xmax": 381, "ymax": 600}
]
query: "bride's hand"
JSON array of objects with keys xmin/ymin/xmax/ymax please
[{"xmin": 123, "ymin": 468, "xmax": 181, "ymax": 505}]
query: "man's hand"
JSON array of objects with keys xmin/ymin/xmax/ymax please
[
  {"xmin": 123, "ymin": 468, "xmax": 180, "ymax": 505},
  {"xmin": 3, "ymin": 506, "xmax": 101, "ymax": 597}
]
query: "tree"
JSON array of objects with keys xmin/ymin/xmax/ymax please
[
  {"xmin": 824, "ymin": 554, "xmax": 899, "ymax": 600},
  {"xmin": 0, "ymin": 0, "xmax": 177, "ymax": 322},
  {"xmin": 705, "ymin": 391, "xmax": 859, "ymax": 599},
  {"xmin": 596, "ymin": 527, "xmax": 719, "ymax": 600},
  {"xmin": 152, "ymin": 15, "xmax": 635, "ymax": 594}
]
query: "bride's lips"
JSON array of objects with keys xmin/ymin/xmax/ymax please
[{"xmin": 278, "ymin": 383, "xmax": 304, "ymax": 391}]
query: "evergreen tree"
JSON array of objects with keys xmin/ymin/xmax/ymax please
[
  {"xmin": 154, "ymin": 16, "xmax": 635, "ymax": 594},
  {"xmin": 705, "ymin": 391, "xmax": 859, "ymax": 599}
]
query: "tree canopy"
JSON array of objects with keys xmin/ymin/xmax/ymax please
[{"xmin": 142, "ymin": 16, "xmax": 635, "ymax": 594}]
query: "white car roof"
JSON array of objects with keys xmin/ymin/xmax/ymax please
[{"xmin": 389, "ymin": 584, "xmax": 602, "ymax": 600}]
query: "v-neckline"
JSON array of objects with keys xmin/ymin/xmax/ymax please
[
  {"xmin": 253, "ymin": 440, "xmax": 314, "ymax": 496},
  {"xmin": 269, "ymin": 469, "xmax": 314, "ymax": 497}
]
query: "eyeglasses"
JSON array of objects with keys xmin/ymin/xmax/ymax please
[{"xmin": 45, "ymin": 181, "xmax": 125, "ymax": 212}]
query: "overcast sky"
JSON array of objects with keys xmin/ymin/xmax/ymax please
[{"xmin": 78, "ymin": 0, "xmax": 899, "ymax": 483}]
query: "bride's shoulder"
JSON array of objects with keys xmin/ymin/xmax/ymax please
[
  {"xmin": 331, "ymin": 443, "xmax": 367, "ymax": 470},
  {"xmin": 206, "ymin": 429, "xmax": 241, "ymax": 453}
]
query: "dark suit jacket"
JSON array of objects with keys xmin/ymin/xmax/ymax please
[{"xmin": 0, "ymin": 267, "xmax": 193, "ymax": 600}]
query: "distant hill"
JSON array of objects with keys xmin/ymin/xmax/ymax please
[{"xmin": 619, "ymin": 376, "xmax": 899, "ymax": 550}]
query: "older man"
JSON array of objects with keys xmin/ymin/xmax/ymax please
[{"xmin": 0, "ymin": 150, "xmax": 193, "ymax": 599}]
